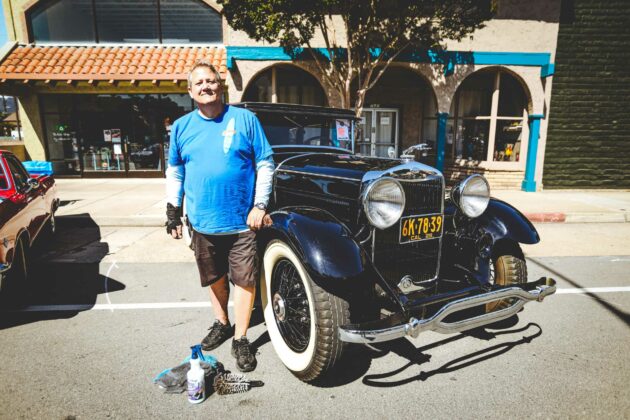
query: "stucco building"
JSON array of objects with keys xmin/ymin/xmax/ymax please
[{"xmin": 0, "ymin": 0, "xmax": 568, "ymax": 191}]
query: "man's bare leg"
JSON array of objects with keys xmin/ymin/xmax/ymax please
[
  {"xmin": 233, "ymin": 284, "xmax": 256, "ymax": 338},
  {"xmin": 209, "ymin": 275, "xmax": 230, "ymax": 324}
]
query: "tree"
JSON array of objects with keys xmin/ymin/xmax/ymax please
[{"xmin": 219, "ymin": 0, "xmax": 493, "ymax": 117}]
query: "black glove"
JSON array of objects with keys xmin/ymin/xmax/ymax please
[{"xmin": 166, "ymin": 203, "xmax": 183, "ymax": 235}]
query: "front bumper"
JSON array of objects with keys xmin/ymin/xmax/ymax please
[{"xmin": 339, "ymin": 277, "xmax": 556, "ymax": 344}]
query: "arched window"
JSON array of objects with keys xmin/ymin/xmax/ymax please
[
  {"xmin": 449, "ymin": 70, "xmax": 528, "ymax": 163},
  {"xmin": 243, "ymin": 66, "xmax": 327, "ymax": 106},
  {"xmin": 28, "ymin": 0, "xmax": 222, "ymax": 44}
]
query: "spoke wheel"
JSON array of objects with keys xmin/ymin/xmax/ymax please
[
  {"xmin": 262, "ymin": 240, "xmax": 350, "ymax": 382},
  {"xmin": 271, "ymin": 259, "xmax": 311, "ymax": 352}
]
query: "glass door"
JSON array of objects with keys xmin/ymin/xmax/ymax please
[
  {"xmin": 358, "ymin": 108, "xmax": 398, "ymax": 158},
  {"xmin": 77, "ymin": 96, "xmax": 128, "ymax": 174},
  {"xmin": 357, "ymin": 111, "xmax": 372, "ymax": 156}
]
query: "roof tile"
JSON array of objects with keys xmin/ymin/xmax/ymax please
[{"xmin": 0, "ymin": 45, "xmax": 227, "ymax": 81}]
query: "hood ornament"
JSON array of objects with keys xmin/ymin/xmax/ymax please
[{"xmin": 400, "ymin": 143, "xmax": 432, "ymax": 163}]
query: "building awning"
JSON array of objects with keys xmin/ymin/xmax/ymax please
[{"xmin": 0, "ymin": 45, "xmax": 227, "ymax": 83}]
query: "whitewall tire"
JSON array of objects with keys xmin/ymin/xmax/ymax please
[{"xmin": 262, "ymin": 240, "xmax": 350, "ymax": 382}]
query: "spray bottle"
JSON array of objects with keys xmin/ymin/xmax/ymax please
[{"xmin": 187, "ymin": 349, "xmax": 205, "ymax": 404}]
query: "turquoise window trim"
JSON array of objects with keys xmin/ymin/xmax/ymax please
[
  {"xmin": 435, "ymin": 112, "xmax": 449, "ymax": 172},
  {"xmin": 541, "ymin": 63, "xmax": 555, "ymax": 77},
  {"xmin": 226, "ymin": 47, "xmax": 555, "ymax": 77}
]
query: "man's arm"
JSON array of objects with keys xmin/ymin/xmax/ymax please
[
  {"xmin": 165, "ymin": 164, "xmax": 185, "ymax": 238},
  {"xmin": 247, "ymin": 157, "xmax": 274, "ymax": 230}
]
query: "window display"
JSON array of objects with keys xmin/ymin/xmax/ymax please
[
  {"xmin": 449, "ymin": 70, "xmax": 528, "ymax": 163},
  {"xmin": 41, "ymin": 94, "xmax": 193, "ymax": 175}
]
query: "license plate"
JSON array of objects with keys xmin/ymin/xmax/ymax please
[{"xmin": 399, "ymin": 214, "xmax": 443, "ymax": 243}]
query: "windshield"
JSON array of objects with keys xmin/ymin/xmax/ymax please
[{"xmin": 255, "ymin": 113, "xmax": 354, "ymax": 151}]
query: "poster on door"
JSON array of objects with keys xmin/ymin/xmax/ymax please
[{"xmin": 336, "ymin": 119, "xmax": 350, "ymax": 141}]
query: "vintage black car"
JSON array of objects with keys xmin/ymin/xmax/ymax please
[{"xmin": 185, "ymin": 102, "xmax": 556, "ymax": 383}]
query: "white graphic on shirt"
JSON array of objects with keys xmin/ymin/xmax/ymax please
[{"xmin": 222, "ymin": 118, "xmax": 236, "ymax": 153}]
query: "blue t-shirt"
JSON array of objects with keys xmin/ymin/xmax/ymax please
[{"xmin": 168, "ymin": 105, "xmax": 273, "ymax": 234}]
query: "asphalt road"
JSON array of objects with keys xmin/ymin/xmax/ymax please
[{"xmin": 1, "ymin": 224, "xmax": 629, "ymax": 419}]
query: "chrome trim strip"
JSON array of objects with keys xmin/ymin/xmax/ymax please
[
  {"xmin": 275, "ymin": 168, "xmax": 359, "ymax": 182},
  {"xmin": 273, "ymin": 145, "xmax": 353, "ymax": 153},
  {"xmin": 275, "ymin": 152, "xmax": 356, "ymax": 175},
  {"xmin": 338, "ymin": 277, "xmax": 557, "ymax": 343}
]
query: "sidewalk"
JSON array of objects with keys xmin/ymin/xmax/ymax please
[{"xmin": 54, "ymin": 178, "xmax": 630, "ymax": 226}]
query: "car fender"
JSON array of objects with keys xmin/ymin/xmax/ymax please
[
  {"xmin": 477, "ymin": 198, "xmax": 540, "ymax": 244},
  {"xmin": 260, "ymin": 207, "xmax": 372, "ymax": 284}
]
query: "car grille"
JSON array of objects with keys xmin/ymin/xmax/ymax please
[
  {"xmin": 372, "ymin": 176, "xmax": 444, "ymax": 288},
  {"xmin": 400, "ymin": 177, "xmax": 443, "ymax": 216}
]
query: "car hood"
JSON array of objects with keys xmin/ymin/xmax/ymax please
[{"xmin": 277, "ymin": 152, "xmax": 441, "ymax": 182}]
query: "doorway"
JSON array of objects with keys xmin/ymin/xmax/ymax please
[{"xmin": 357, "ymin": 108, "xmax": 399, "ymax": 158}]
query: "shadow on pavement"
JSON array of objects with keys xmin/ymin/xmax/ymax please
[
  {"xmin": 0, "ymin": 214, "xmax": 125, "ymax": 330},
  {"xmin": 361, "ymin": 321, "xmax": 542, "ymax": 387},
  {"xmin": 529, "ymin": 257, "xmax": 630, "ymax": 328},
  {"xmin": 306, "ymin": 311, "xmax": 527, "ymax": 387}
]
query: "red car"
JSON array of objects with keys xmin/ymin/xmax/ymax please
[{"xmin": 0, "ymin": 151, "xmax": 58, "ymax": 298}]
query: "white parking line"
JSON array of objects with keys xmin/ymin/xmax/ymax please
[
  {"xmin": 103, "ymin": 261, "xmax": 118, "ymax": 312},
  {"xmin": 4, "ymin": 287, "xmax": 629, "ymax": 313},
  {"xmin": 12, "ymin": 301, "xmax": 233, "ymax": 312},
  {"xmin": 555, "ymin": 286, "xmax": 630, "ymax": 294}
]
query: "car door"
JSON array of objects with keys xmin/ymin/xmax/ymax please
[{"xmin": 4, "ymin": 156, "xmax": 45, "ymax": 243}]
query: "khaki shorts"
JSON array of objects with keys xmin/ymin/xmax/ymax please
[{"xmin": 193, "ymin": 230, "xmax": 259, "ymax": 288}]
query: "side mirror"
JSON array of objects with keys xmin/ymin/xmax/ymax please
[{"xmin": 26, "ymin": 178, "xmax": 40, "ymax": 190}]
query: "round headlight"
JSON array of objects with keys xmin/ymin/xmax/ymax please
[
  {"xmin": 452, "ymin": 174, "xmax": 490, "ymax": 218},
  {"xmin": 363, "ymin": 178, "xmax": 405, "ymax": 229}
]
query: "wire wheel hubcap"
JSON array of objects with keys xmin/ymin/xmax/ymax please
[
  {"xmin": 271, "ymin": 259, "xmax": 311, "ymax": 353},
  {"xmin": 273, "ymin": 293, "xmax": 287, "ymax": 321}
]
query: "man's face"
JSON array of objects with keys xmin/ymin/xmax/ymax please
[{"xmin": 188, "ymin": 67, "xmax": 223, "ymax": 106}]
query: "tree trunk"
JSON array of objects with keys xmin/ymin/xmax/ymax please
[{"xmin": 354, "ymin": 89, "xmax": 366, "ymax": 119}]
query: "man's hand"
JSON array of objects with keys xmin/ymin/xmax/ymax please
[
  {"xmin": 247, "ymin": 207, "xmax": 272, "ymax": 231},
  {"xmin": 166, "ymin": 203, "xmax": 183, "ymax": 239}
]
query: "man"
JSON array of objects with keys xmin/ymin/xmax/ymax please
[{"xmin": 165, "ymin": 59, "xmax": 274, "ymax": 372}]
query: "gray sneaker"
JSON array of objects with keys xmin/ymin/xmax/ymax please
[
  {"xmin": 201, "ymin": 320, "xmax": 233, "ymax": 351},
  {"xmin": 231, "ymin": 336, "xmax": 257, "ymax": 372}
]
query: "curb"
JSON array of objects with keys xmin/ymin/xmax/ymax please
[
  {"xmin": 524, "ymin": 212, "xmax": 630, "ymax": 223},
  {"xmin": 524, "ymin": 212, "xmax": 566, "ymax": 223}
]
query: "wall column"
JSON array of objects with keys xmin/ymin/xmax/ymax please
[
  {"xmin": 521, "ymin": 114, "xmax": 544, "ymax": 192},
  {"xmin": 18, "ymin": 94, "xmax": 46, "ymax": 161},
  {"xmin": 435, "ymin": 112, "xmax": 449, "ymax": 172}
]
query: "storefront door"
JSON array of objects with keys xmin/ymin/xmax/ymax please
[{"xmin": 357, "ymin": 108, "xmax": 399, "ymax": 158}]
